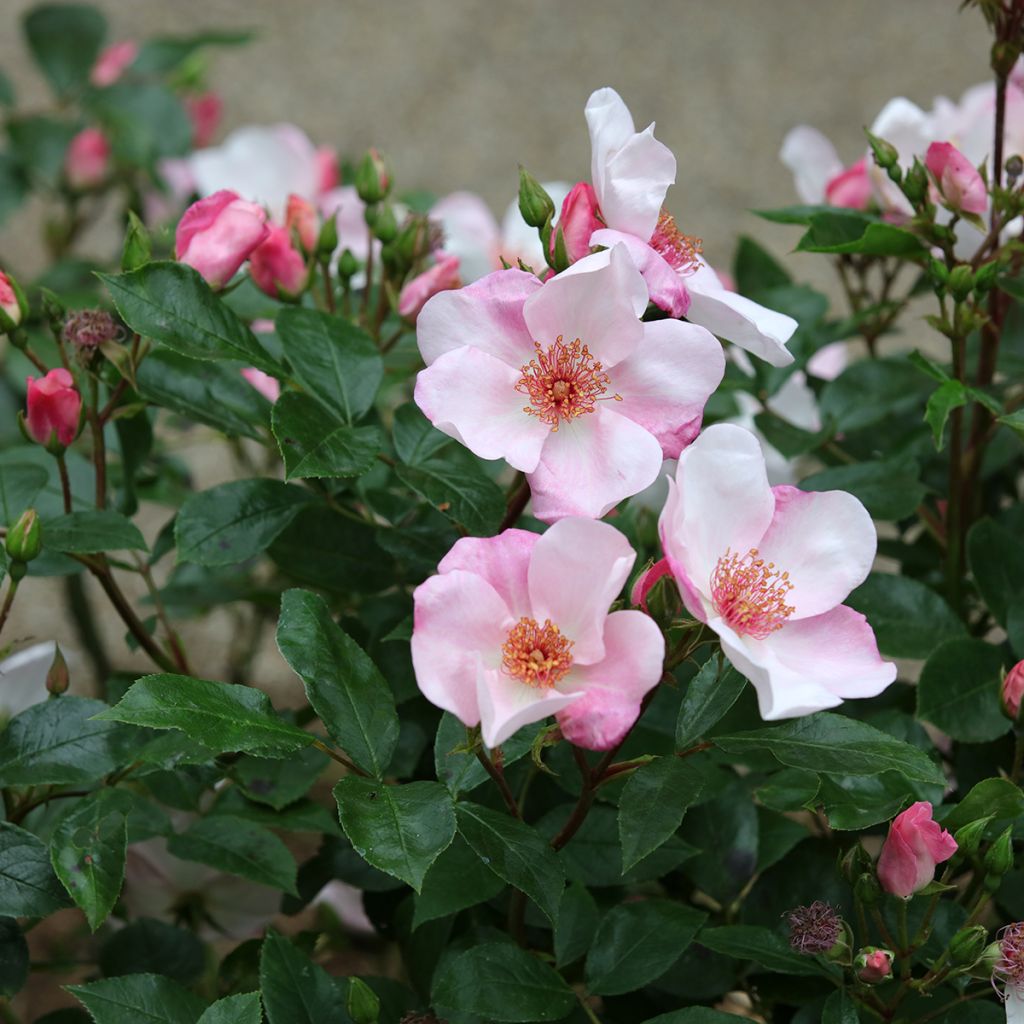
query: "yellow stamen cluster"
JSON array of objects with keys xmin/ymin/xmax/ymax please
[
  {"xmin": 710, "ymin": 547, "xmax": 795, "ymax": 640},
  {"xmin": 500, "ymin": 617, "xmax": 574, "ymax": 688}
]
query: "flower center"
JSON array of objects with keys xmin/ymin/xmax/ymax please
[
  {"xmin": 516, "ymin": 335, "xmax": 620, "ymax": 430},
  {"xmin": 501, "ymin": 617, "xmax": 573, "ymax": 688},
  {"xmin": 710, "ymin": 547, "xmax": 795, "ymax": 640},
  {"xmin": 650, "ymin": 210, "xmax": 703, "ymax": 273},
  {"xmin": 996, "ymin": 922, "xmax": 1024, "ymax": 991}
]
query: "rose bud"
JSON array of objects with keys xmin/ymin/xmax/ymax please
[
  {"xmin": 248, "ymin": 223, "xmax": 309, "ymax": 300},
  {"xmin": 175, "ymin": 190, "xmax": 270, "ymax": 289},
  {"xmin": 554, "ymin": 182, "xmax": 602, "ymax": 263},
  {"xmin": 65, "ymin": 127, "xmax": 111, "ymax": 191},
  {"xmin": 0, "ymin": 270, "xmax": 27, "ymax": 333},
  {"xmin": 25, "ymin": 369, "xmax": 81, "ymax": 449},
  {"xmin": 398, "ymin": 252, "xmax": 461, "ymax": 322},
  {"xmin": 518, "ymin": 166, "xmax": 555, "ymax": 228},
  {"xmin": 5, "ymin": 509, "xmax": 41, "ymax": 564},
  {"xmin": 90, "ymin": 40, "xmax": 138, "ymax": 87},
  {"xmin": 855, "ymin": 947, "xmax": 894, "ymax": 984},
  {"xmin": 877, "ymin": 802, "xmax": 957, "ymax": 898},
  {"xmin": 1003, "ymin": 660, "xmax": 1024, "ymax": 722},
  {"xmin": 286, "ymin": 194, "xmax": 318, "ymax": 253},
  {"xmin": 925, "ymin": 141, "xmax": 988, "ymax": 216},
  {"xmin": 354, "ymin": 148, "xmax": 390, "ymax": 204},
  {"xmin": 186, "ymin": 91, "xmax": 223, "ymax": 148},
  {"xmin": 46, "ymin": 644, "xmax": 69, "ymax": 696}
]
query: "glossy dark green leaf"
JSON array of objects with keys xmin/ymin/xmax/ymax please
[
  {"xmin": 756, "ymin": 768, "xmax": 820, "ymax": 813},
  {"xmin": 820, "ymin": 358, "xmax": 930, "ymax": 433},
  {"xmin": 752, "ymin": 204, "xmax": 832, "ymax": 225},
  {"xmin": 822, "ymin": 989, "xmax": 858, "ymax": 1024},
  {"xmin": 99, "ymin": 918, "xmax": 205, "ymax": 984},
  {"xmin": 67, "ymin": 974, "xmax": 207, "ymax": 1024},
  {"xmin": 432, "ymin": 942, "xmax": 575, "ymax": 1022},
  {"xmin": 675, "ymin": 659, "xmax": 747, "ymax": 750},
  {"xmin": 412, "ymin": 834, "xmax": 506, "ymax": 928},
  {"xmin": 917, "ymin": 639, "xmax": 1008, "ymax": 743},
  {"xmin": 0, "ymin": 463, "xmax": 48, "ymax": 525},
  {"xmin": 817, "ymin": 772, "xmax": 920, "ymax": 830},
  {"xmin": 796, "ymin": 211, "xmax": 926, "ymax": 256},
  {"xmin": 800, "ymin": 457, "xmax": 925, "ymax": 521},
  {"xmin": 23, "ymin": 4, "xmax": 106, "ymax": 97},
  {"xmin": 585, "ymin": 899, "xmax": 706, "ymax": 996},
  {"xmin": 275, "ymin": 307, "xmax": 382, "ymax": 423},
  {"xmin": 925, "ymin": 379, "xmax": 968, "ymax": 449},
  {"xmin": 968, "ymin": 518, "xmax": 1024, "ymax": 625},
  {"xmin": 260, "ymin": 929, "xmax": 347, "ymax": 1024},
  {"xmin": 175, "ymin": 479, "xmax": 309, "ymax": 566},
  {"xmin": 0, "ymin": 823, "xmax": 70, "ymax": 917},
  {"xmin": 756, "ymin": 806, "xmax": 808, "ymax": 870},
  {"xmin": 392, "ymin": 403, "xmax": 452, "ymax": 464},
  {"xmin": 680, "ymin": 787, "xmax": 759, "ymax": 902},
  {"xmin": 43, "ymin": 510, "xmax": 147, "ymax": 554},
  {"xmin": 554, "ymin": 882, "xmax": 599, "ymax": 968},
  {"xmin": 642, "ymin": 1011, "xmax": 745, "ymax": 1024},
  {"xmin": 846, "ymin": 573, "xmax": 965, "ymax": 659},
  {"xmin": 455, "ymin": 801, "xmax": 564, "ymax": 924},
  {"xmin": 733, "ymin": 235, "xmax": 792, "ymax": 295},
  {"xmin": 167, "ymin": 815, "xmax": 297, "ymax": 895},
  {"xmin": 196, "ymin": 994, "xmax": 262, "ymax": 1024},
  {"xmin": 95, "ymin": 674, "xmax": 313, "ymax": 756},
  {"xmin": 942, "ymin": 778, "xmax": 1024, "ymax": 833},
  {"xmin": 272, "ymin": 392, "xmax": 380, "ymax": 480},
  {"xmin": 229, "ymin": 746, "xmax": 327, "ymax": 810},
  {"xmin": 0, "ymin": 918, "xmax": 27, "ymax": 998},
  {"xmin": 100, "ymin": 262, "xmax": 277, "ymax": 373},
  {"xmin": 699, "ymin": 925, "xmax": 840, "ymax": 978},
  {"xmin": 335, "ymin": 777, "xmax": 455, "ymax": 892},
  {"xmin": 277, "ymin": 588, "xmax": 399, "ymax": 777}
]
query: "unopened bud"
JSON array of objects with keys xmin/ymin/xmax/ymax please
[
  {"xmin": 355, "ymin": 148, "xmax": 391, "ymax": 204},
  {"xmin": 948, "ymin": 264, "xmax": 975, "ymax": 303},
  {"xmin": 1007, "ymin": 154, "xmax": 1024, "ymax": 182},
  {"xmin": 974, "ymin": 260, "xmax": 999, "ymax": 294},
  {"xmin": 954, "ymin": 815, "xmax": 993, "ymax": 856},
  {"xmin": 373, "ymin": 204, "xmax": 399, "ymax": 244},
  {"xmin": 0, "ymin": 270, "xmax": 28, "ymax": 333},
  {"xmin": 346, "ymin": 977, "xmax": 380, "ymax": 1024},
  {"xmin": 983, "ymin": 826, "xmax": 1014, "ymax": 877},
  {"xmin": 971, "ymin": 939, "xmax": 1004, "ymax": 980},
  {"xmin": 854, "ymin": 872, "xmax": 881, "ymax": 906},
  {"xmin": 337, "ymin": 249, "xmax": 360, "ymax": 281},
  {"xmin": 46, "ymin": 644, "xmax": 69, "ymax": 696},
  {"xmin": 518, "ymin": 167, "xmax": 555, "ymax": 229},
  {"xmin": 39, "ymin": 288, "xmax": 66, "ymax": 332},
  {"xmin": 840, "ymin": 843, "xmax": 873, "ymax": 883},
  {"xmin": 121, "ymin": 210, "xmax": 151, "ymax": 272},
  {"xmin": 855, "ymin": 947, "xmax": 894, "ymax": 984},
  {"xmin": 1003, "ymin": 661, "xmax": 1024, "ymax": 722},
  {"xmin": 928, "ymin": 257, "xmax": 950, "ymax": 290},
  {"xmin": 316, "ymin": 214, "xmax": 338, "ymax": 259},
  {"xmin": 949, "ymin": 925, "xmax": 989, "ymax": 968},
  {"xmin": 867, "ymin": 132, "xmax": 900, "ymax": 172},
  {"xmin": 903, "ymin": 160, "xmax": 929, "ymax": 206},
  {"xmin": 5, "ymin": 508, "xmax": 41, "ymax": 564}
]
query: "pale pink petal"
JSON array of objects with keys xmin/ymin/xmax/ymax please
[
  {"xmin": 522, "ymin": 246, "xmax": 646, "ymax": 368},
  {"xmin": 431, "ymin": 191, "xmax": 502, "ymax": 283},
  {"xmin": 416, "ymin": 268, "xmax": 541, "ymax": 367},
  {"xmin": 413, "ymin": 346, "xmax": 549, "ymax": 472},
  {"xmin": 587, "ymin": 87, "xmax": 638, "ymax": 201},
  {"xmin": 756, "ymin": 486, "xmax": 876, "ymax": 619},
  {"xmin": 1009, "ymin": 987, "xmax": 1024, "ymax": 1024},
  {"xmin": 240, "ymin": 368, "xmax": 280, "ymax": 403},
  {"xmin": 555, "ymin": 610, "xmax": 665, "ymax": 750},
  {"xmin": 438, "ymin": 529, "xmax": 538, "ymax": 619},
  {"xmin": 806, "ymin": 341, "xmax": 848, "ymax": 381},
  {"xmin": 661, "ymin": 423, "xmax": 775, "ymax": 601},
  {"xmin": 657, "ymin": 479, "xmax": 710, "ymax": 623},
  {"xmin": 527, "ymin": 517, "xmax": 636, "ymax": 665},
  {"xmin": 590, "ymin": 228, "xmax": 691, "ymax": 317},
  {"xmin": 684, "ymin": 262, "xmax": 796, "ymax": 367},
  {"xmin": 528, "ymin": 407, "xmax": 663, "ymax": 523},
  {"xmin": 779, "ymin": 126, "xmax": 843, "ymax": 205},
  {"xmin": 321, "ymin": 185, "xmax": 374, "ymax": 264},
  {"xmin": 611, "ymin": 318, "xmax": 725, "ymax": 458},
  {"xmin": 411, "ymin": 570, "xmax": 513, "ymax": 728},
  {"xmin": 477, "ymin": 667, "xmax": 582, "ymax": 749}
]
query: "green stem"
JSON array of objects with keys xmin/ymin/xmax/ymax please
[
  {"xmin": 0, "ymin": 579, "xmax": 19, "ymax": 639},
  {"xmin": 475, "ymin": 747, "xmax": 521, "ymax": 818}
]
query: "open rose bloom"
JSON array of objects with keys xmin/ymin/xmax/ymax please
[
  {"xmin": 659, "ymin": 423, "xmax": 896, "ymax": 719},
  {"xmin": 415, "ymin": 244, "xmax": 724, "ymax": 520},
  {"xmin": 411, "ymin": 518, "xmax": 664, "ymax": 750}
]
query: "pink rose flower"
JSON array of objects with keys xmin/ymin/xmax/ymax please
[
  {"xmin": 411, "ymin": 518, "xmax": 664, "ymax": 750},
  {"xmin": 658, "ymin": 423, "xmax": 895, "ymax": 719},
  {"xmin": 186, "ymin": 91, "xmax": 223, "ymax": 148},
  {"xmin": 825, "ymin": 158, "xmax": 871, "ymax": 210},
  {"xmin": 0, "ymin": 271, "xmax": 22, "ymax": 329},
  {"xmin": 1004, "ymin": 660, "xmax": 1024, "ymax": 721},
  {"xmin": 175, "ymin": 190, "xmax": 270, "ymax": 289},
  {"xmin": 90, "ymin": 40, "xmax": 138, "ymax": 87},
  {"xmin": 249, "ymin": 222, "xmax": 308, "ymax": 299},
  {"xmin": 241, "ymin": 368, "xmax": 281, "ymax": 403},
  {"xmin": 925, "ymin": 141, "xmax": 987, "ymax": 215},
  {"xmin": 414, "ymin": 245, "xmax": 725, "ymax": 521},
  {"xmin": 285, "ymin": 193, "xmax": 318, "ymax": 253},
  {"xmin": 399, "ymin": 252, "xmax": 461, "ymax": 321},
  {"xmin": 65, "ymin": 127, "xmax": 111, "ymax": 190},
  {"xmin": 554, "ymin": 182, "xmax": 602, "ymax": 264},
  {"xmin": 26, "ymin": 369, "xmax": 81, "ymax": 448},
  {"xmin": 781, "ymin": 127, "xmax": 871, "ymax": 211},
  {"xmin": 585, "ymin": 88, "xmax": 797, "ymax": 366},
  {"xmin": 877, "ymin": 802, "xmax": 957, "ymax": 899}
]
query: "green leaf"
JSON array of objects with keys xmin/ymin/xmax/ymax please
[
  {"xmin": 167, "ymin": 815, "xmax": 297, "ymax": 895},
  {"xmin": 0, "ymin": 823, "xmax": 70, "ymax": 917},
  {"xmin": 276, "ymin": 588, "xmax": 399, "ymax": 778},
  {"xmin": 699, "ymin": 924, "xmax": 840, "ymax": 978},
  {"xmin": 585, "ymin": 899, "xmax": 706, "ymax": 996},
  {"xmin": 396, "ymin": 448, "xmax": 505, "ymax": 536},
  {"xmin": 846, "ymin": 573, "xmax": 965, "ymax": 659},
  {"xmin": 820, "ymin": 358, "xmax": 930, "ymax": 433},
  {"xmin": 392, "ymin": 403, "xmax": 452, "ymax": 464},
  {"xmin": 95, "ymin": 674, "xmax": 313, "ymax": 757},
  {"xmin": 0, "ymin": 153, "xmax": 28, "ymax": 226},
  {"xmin": 917, "ymin": 639, "xmax": 1008, "ymax": 743},
  {"xmin": 43, "ymin": 510, "xmax": 147, "ymax": 554},
  {"xmin": 272, "ymin": 393, "xmax": 380, "ymax": 480},
  {"xmin": 68, "ymin": 974, "xmax": 207, "ymax": 1024},
  {"xmin": 796, "ymin": 211, "xmax": 926, "ymax": 257},
  {"xmin": 50, "ymin": 790, "xmax": 127, "ymax": 931},
  {"xmin": 800, "ymin": 457, "xmax": 925, "ymax": 521},
  {"xmin": 0, "ymin": 70, "xmax": 14, "ymax": 108},
  {"xmin": 752, "ymin": 204, "xmax": 832, "ymax": 225},
  {"xmin": 99, "ymin": 262, "xmax": 278, "ymax": 373},
  {"xmin": 455, "ymin": 801, "xmax": 564, "ymax": 924},
  {"xmin": 925, "ymin": 379, "xmax": 968, "ymax": 449},
  {"xmin": 618, "ymin": 757, "xmax": 704, "ymax": 871},
  {"xmin": 175, "ymin": 479, "xmax": 309, "ymax": 567},
  {"xmin": 136, "ymin": 349, "xmax": 271, "ymax": 441},
  {"xmin": 432, "ymin": 943, "xmax": 575, "ymax": 1022},
  {"xmin": 197, "ymin": 994, "xmax": 262, "ymax": 1024},
  {"xmin": 134, "ymin": 31, "xmax": 254, "ymax": 74},
  {"xmin": 998, "ymin": 408, "xmax": 1024, "ymax": 441},
  {"xmin": 675, "ymin": 659, "xmax": 747, "ymax": 750},
  {"xmin": 968, "ymin": 518, "xmax": 1024, "ymax": 625},
  {"xmin": 0, "ymin": 918, "xmax": 27, "ymax": 998},
  {"xmin": 0, "ymin": 697, "xmax": 136, "ymax": 786},
  {"xmin": 733, "ymin": 235, "xmax": 792, "ymax": 295},
  {"xmin": 7, "ymin": 115, "xmax": 76, "ymax": 187},
  {"xmin": 86, "ymin": 83, "xmax": 192, "ymax": 163},
  {"xmin": 817, "ymin": 772, "xmax": 923, "ymax": 830},
  {"xmin": 0, "ymin": 463, "xmax": 48, "ymax": 525},
  {"xmin": 942, "ymin": 778, "xmax": 1024, "ymax": 833},
  {"xmin": 642, "ymin": 1012, "xmax": 746, "ymax": 1024},
  {"xmin": 412, "ymin": 834, "xmax": 506, "ymax": 928},
  {"xmin": 23, "ymin": 4, "xmax": 106, "ymax": 97},
  {"xmin": 100, "ymin": 918, "xmax": 205, "ymax": 984},
  {"xmin": 554, "ymin": 882, "xmax": 598, "ymax": 968},
  {"xmin": 823, "ymin": 989, "xmax": 859, "ymax": 1024},
  {"xmin": 335, "ymin": 776, "xmax": 455, "ymax": 892},
  {"xmin": 753, "ymin": 411, "xmax": 824, "ymax": 459},
  {"xmin": 260, "ymin": 929, "xmax": 347, "ymax": 1024},
  {"xmin": 434, "ymin": 712, "xmax": 488, "ymax": 795},
  {"xmin": 229, "ymin": 746, "xmax": 327, "ymax": 810},
  {"xmin": 275, "ymin": 307, "xmax": 382, "ymax": 424},
  {"xmin": 680, "ymin": 788, "xmax": 759, "ymax": 902},
  {"xmin": 715, "ymin": 712, "xmax": 945, "ymax": 786}
]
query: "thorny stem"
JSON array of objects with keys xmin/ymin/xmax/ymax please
[
  {"xmin": 133, "ymin": 553, "xmax": 191, "ymax": 675},
  {"xmin": 476, "ymin": 746, "xmax": 521, "ymax": 818}
]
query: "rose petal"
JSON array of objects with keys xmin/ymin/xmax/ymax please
[
  {"xmin": 438, "ymin": 529, "xmax": 538, "ymax": 619},
  {"xmin": 477, "ymin": 667, "xmax": 582, "ymax": 750}
]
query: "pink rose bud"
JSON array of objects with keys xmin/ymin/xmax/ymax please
[
  {"xmin": 855, "ymin": 947, "xmax": 894, "ymax": 984},
  {"xmin": 186, "ymin": 92, "xmax": 223, "ymax": 148},
  {"xmin": 26, "ymin": 369, "xmax": 81, "ymax": 448},
  {"xmin": 286, "ymin": 194, "xmax": 318, "ymax": 253},
  {"xmin": 90, "ymin": 40, "xmax": 138, "ymax": 87},
  {"xmin": 554, "ymin": 181, "xmax": 602, "ymax": 264},
  {"xmin": 877, "ymin": 801, "xmax": 958, "ymax": 899},
  {"xmin": 825, "ymin": 158, "xmax": 872, "ymax": 210},
  {"xmin": 316, "ymin": 147, "xmax": 340, "ymax": 194},
  {"xmin": 175, "ymin": 190, "xmax": 270, "ymax": 290},
  {"xmin": 248, "ymin": 223, "xmax": 309, "ymax": 300},
  {"xmin": 65, "ymin": 128, "xmax": 111, "ymax": 190},
  {"xmin": 630, "ymin": 557, "xmax": 672, "ymax": 613},
  {"xmin": 398, "ymin": 252, "xmax": 461, "ymax": 322},
  {"xmin": 925, "ymin": 142, "xmax": 988, "ymax": 215},
  {"xmin": 241, "ymin": 368, "xmax": 281, "ymax": 403},
  {"xmin": 1003, "ymin": 660, "xmax": 1024, "ymax": 721},
  {"xmin": 0, "ymin": 270, "xmax": 26, "ymax": 331}
]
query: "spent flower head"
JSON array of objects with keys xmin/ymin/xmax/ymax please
[{"xmin": 787, "ymin": 901, "xmax": 841, "ymax": 955}]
